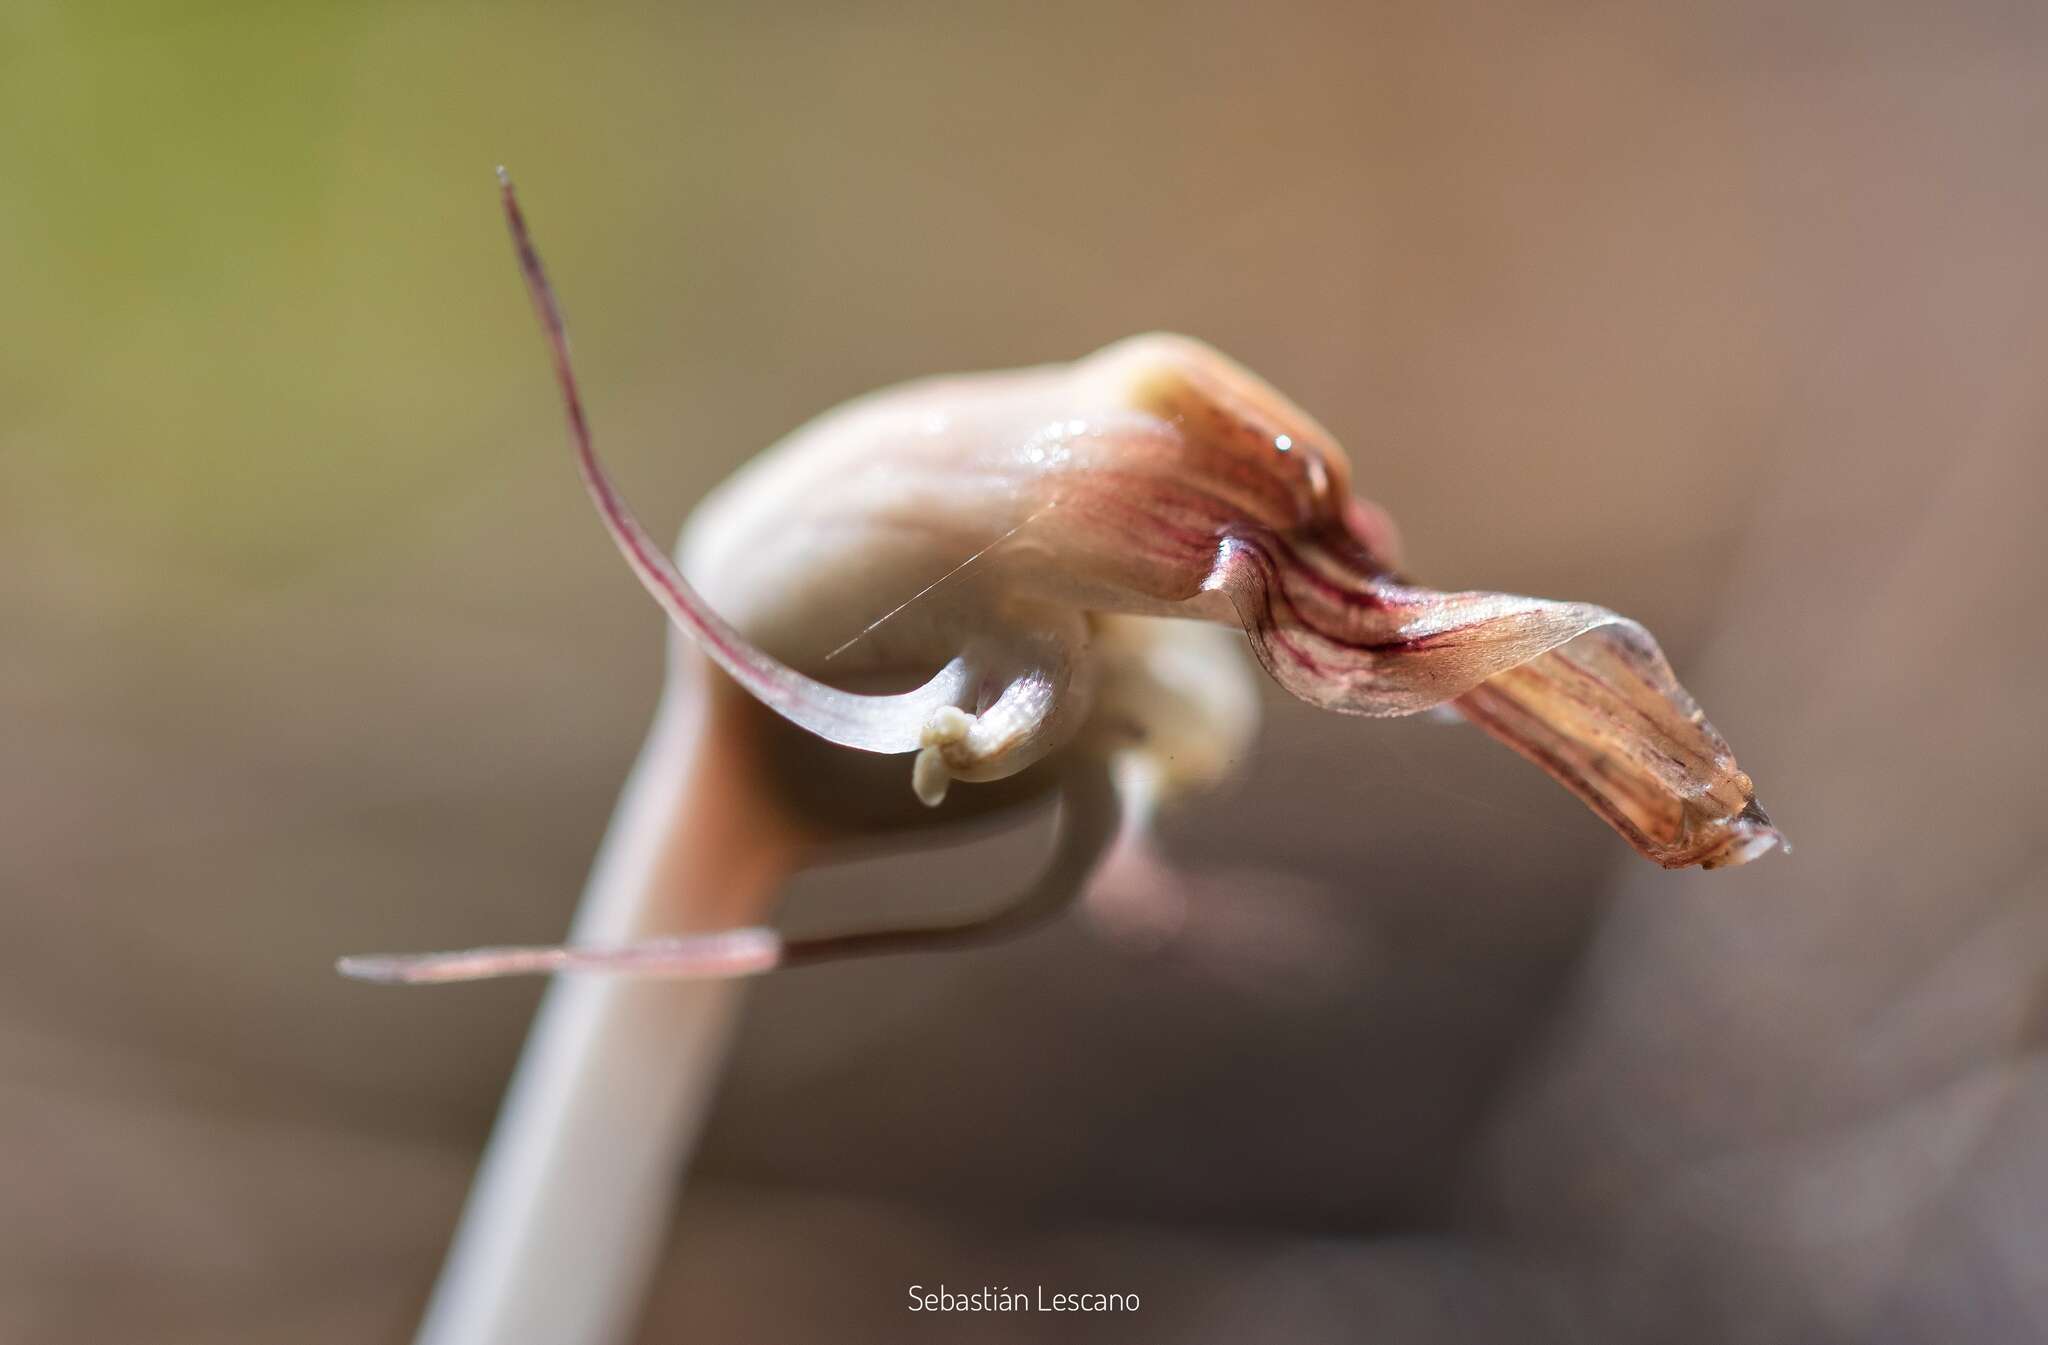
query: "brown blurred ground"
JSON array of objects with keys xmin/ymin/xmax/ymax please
[{"xmin": 2, "ymin": 2, "xmax": 2044, "ymax": 1342}]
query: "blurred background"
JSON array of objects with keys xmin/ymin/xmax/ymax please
[{"xmin": 3, "ymin": 1, "xmax": 2044, "ymax": 1341}]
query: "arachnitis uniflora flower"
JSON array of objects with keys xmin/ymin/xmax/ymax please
[{"xmin": 349, "ymin": 174, "xmax": 1781, "ymax": 1345}]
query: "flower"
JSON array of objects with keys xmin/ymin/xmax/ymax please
[
  {"xmin": 565, "ymin": 316, "xmax": 1780, "ymax": 871},
  {"xmin": 341, "ymin": 179, "xmax": 1779, "ymax": 988}
]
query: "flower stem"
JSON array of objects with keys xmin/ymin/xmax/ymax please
[{"xmin": 415, "ymin": 664, "xmax": 804, "ymax": 1345}]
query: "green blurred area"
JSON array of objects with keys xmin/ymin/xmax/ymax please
[{"xmin": 4, "ymin": 4, "xmax": 684, "ymax": 588}]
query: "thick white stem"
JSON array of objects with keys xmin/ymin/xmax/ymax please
[{"xmin": 416, "ymin": 667, "xmax": 799, "ymax": 1345}]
